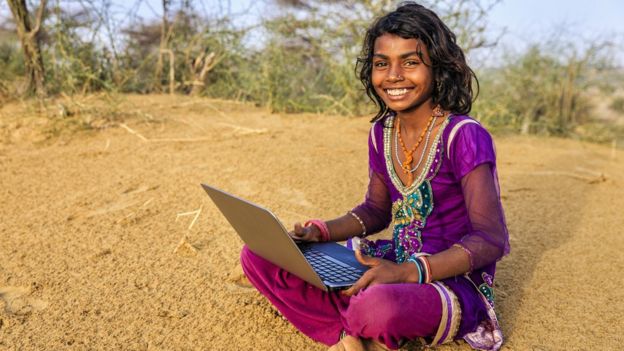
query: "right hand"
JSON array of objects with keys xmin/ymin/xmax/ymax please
[{"xmin": 288, "ymin": 222, "xmax": 322, "ymax": 242}]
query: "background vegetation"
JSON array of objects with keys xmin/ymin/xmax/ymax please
[{"xmin": 1, "ymin": 0, "xmax": 623, "ymax": 143}]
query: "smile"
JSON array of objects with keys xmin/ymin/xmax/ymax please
[{"xmin": 385, "ymin": 88, "xmax": 412, "ymax": 97}]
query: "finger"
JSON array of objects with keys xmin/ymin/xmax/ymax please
[
  {"xmin": 294, "ymin": 222, "xmax": 303, "ymax": 233},
  {"xmin": 293, "ymin": 222, "xmax": 305, "ymax": 237},
  {"xmin": 342, "ymin": 272, "xmax": 373, "ymax": 296},
  {"xmin": 355, "ymin": 248, "xmax": 380, "ymax": 267},
  {"xmin": 288, "ymin": 232, "xmax": 303, "ymax": 241},
  {"xmin": 288, "ymin": 227, "xmax": 304, "ymax": 241},
  {"xmin": 306, "ymin": 226, "xmax": 323, "ymax": 242}
]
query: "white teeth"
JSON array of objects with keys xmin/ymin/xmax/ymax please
[{"xmin": 387, "ymin": 88, "xmax": 408, "ymax": 96}]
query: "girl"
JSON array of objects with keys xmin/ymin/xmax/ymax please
[{"xmin": 241, "ymin": 2, "xmax": 509, "ymax": 350}]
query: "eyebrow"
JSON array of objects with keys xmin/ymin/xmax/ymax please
[{"xmin": 373, "ymin": 51, "xmax": 422, "ymax": 59}]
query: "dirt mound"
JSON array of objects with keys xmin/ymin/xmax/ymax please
[{"xmin": 1, "ymin": 95, "xmax": 622, "ymax": 350}]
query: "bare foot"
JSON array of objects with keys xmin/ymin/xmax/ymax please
[
  {"xmin": 328, "ymin": 335, "xmax": 365, "ymax": 351},
  {"xmin": 362, "ymin": 338, "xmax": 391, "ymax": 351}
]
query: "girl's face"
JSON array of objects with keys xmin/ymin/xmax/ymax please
[{"xmin": 371, "ymin": 34, "xmax": 434, "ymax": 115}]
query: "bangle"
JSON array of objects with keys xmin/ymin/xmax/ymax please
[
  {"xmin": 304, "ymin": 219, "xmax": 331, "ymax": 242},
  {"xmin": 417, "ymin": 256, "xmax": 432, "ymax": 284},
  {"xmin": 407, "ymin": 255, "xmax": 423, "ymax": 284},
  {"xmin": 348, "ymin": 211, "xmax": 367, "ymax": 236},
  {"xmin": 452, "ymin": 243, "xmax": 474, "ymax": 273}
]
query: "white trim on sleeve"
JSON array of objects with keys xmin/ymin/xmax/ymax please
[{"xmin": 446, "ymin": 119, "xmax": 480, "ymax": 159}]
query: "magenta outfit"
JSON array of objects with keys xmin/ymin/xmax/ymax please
[{"xmin": 241, "ymin": 114, "xmax": 510, "ymax": 350}]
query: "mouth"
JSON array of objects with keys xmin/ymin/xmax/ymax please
[{"xmin": 384, "ymin": 88, "xmax": 413, "ymax": 99}]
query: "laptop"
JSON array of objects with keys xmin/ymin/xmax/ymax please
[{"xmin": 201, "ymin": 184, "xmax": 368, "ymax": 291}]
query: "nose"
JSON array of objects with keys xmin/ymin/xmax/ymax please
[{"xmin": 386, "ymin": 65, "xmax": 404, "ymax": 82}]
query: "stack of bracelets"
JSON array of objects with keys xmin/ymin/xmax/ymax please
[
  {"xmin": 407, "ymin": 254, "xmax": 432, "ymax": 284},
  {"xmin": 304, "ymin": 219, "xmax": 331, "ymax": 242}
]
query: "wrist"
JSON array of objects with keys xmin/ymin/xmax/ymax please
[
  {"xmin": 406, "ymin": 254, "xmax": 432, "ymax": 284},
  {"xmin": 400, "ymin": 262, "xmax": 420, "ymax": 283},
  {"xmin": 304, "ymin": 219, "xmax": 331, "ymax": 242}
]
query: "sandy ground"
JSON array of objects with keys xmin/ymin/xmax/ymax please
[{"xmin": 0, "ymin": 95, "xmax": 623, "ymax": 350}]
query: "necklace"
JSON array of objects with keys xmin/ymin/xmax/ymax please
[
  {"xmin": 394, "ymin": 114, "xmax": 437, "ymax": 174},
  {"xmin": 395, "ymin": 114, "xmax": 435, "ymax": 186}
]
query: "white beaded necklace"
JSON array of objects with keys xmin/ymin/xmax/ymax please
[{"xmin": 383, "ymin": 115, "xmax": 450, "ymax": 196}]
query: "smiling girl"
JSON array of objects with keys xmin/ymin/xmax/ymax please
[{"xmin": 240, "ymin": 3, "xmax": 509, "ymax": 350}]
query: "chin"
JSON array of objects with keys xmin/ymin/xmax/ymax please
[
  {"xmin": 390, "ymin": 97, "xmax": 434, "ymax": 114},
  {"xmin": 386, "ymin": 102, "xmax": 419, "ymax": 113}
]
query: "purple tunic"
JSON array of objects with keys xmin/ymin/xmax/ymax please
[
  {"xmin": 351, "ymin": 113, "xmax": 509, "ymax": 349},
  {"xmin": 240, "ymin": 113, "xmax": 509, "ymax": 350}
]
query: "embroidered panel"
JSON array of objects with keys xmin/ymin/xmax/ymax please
[
  {"xmin": 478, "ymin": 272, "xmax": 495, "ymax": 306},
  {"xmin": 379, "ymin": 114, "xmax": 450, "ymax": 262},
  {"xmin": 392, "ymin": 181, "xmax": 433, "ymax": 263}
]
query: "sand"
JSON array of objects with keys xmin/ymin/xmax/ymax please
[{"xmin": 0, "ymin": 94, "xmax": 623, "ymax": 350}]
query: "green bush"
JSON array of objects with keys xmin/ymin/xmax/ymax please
[
  {"xmin": 610, "ymin": 97, "xmax": 624, "ymax": 113},
  {"xmin": 1, "ymin": 0, "xmax": 621, "ymax": 144},
  {"xmin": 473, "ymin": 43, "xmax": 610, "ymax": 136}
]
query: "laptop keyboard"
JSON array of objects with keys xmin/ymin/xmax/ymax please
[{"xmin": 301, "ymin": 247, "xmax": 363, "ymax": 283}]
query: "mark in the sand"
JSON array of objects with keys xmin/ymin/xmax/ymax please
[
  {"xmin": 94, "ymin": 248, "xmax": 112, "ymax": 258},
  {"xmin": 85, "ymin": 198, "xmax": 141, "ymax": 217},
  {"xmin": 134, "ymin": 274, "xmax": 159, "ymax": 291},
  {"xmin": 173, "ymin": 206, "xmax": 204, "ymax": 257},
  {"xmin": 68, "ymin": 183, "xmax": 158, "ymax": 221},
  {"xmin": 173, "ymin": 238, "xmax": 199, "ymax": 257},
  {"xmin": 508, "ymin": 187, "xmax": 534, "ymax": 193},
  {"xmin": 227, "ymin": 264, "xmax": 253, "ymax": 290},
  {"xmin": 122, "ymin": 184, "xmax": 159, "ymax": 195},
  {"xmin": 510, "ymin": 170, "xmax": 608, "ymax": 184},
  {"xmin": 0, "ymin": 286, "xmax": 48, "ymax": 316}
]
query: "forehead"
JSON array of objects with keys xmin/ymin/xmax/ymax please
[{"xmin": 373, "ymin": 33, "xmax": 427, "ymax": 56}]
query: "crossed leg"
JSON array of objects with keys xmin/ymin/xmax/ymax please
[{"xmin": 240, "ymin": 246, "xmax": 442, "ymax": 350}]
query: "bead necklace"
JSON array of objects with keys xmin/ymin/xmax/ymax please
[
  {"xmin": 383, "ymin": 115, "xmax": 449, "ymax": 195},
  {"xmin": 395, "ymin": 113, "xmax": 436, "ymax": 186},
  {"xmin": 394, "ymin": 114, "xmax": 438, "ymax": 174}
]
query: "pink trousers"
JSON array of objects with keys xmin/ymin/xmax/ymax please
[{"xmin": 240, "ymin": 246, "xmax": 443, "ymax": 349}]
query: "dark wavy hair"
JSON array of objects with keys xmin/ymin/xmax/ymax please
[{"xmin": 357, "ymin": 2, "xmax": 478, "ymax": 122}]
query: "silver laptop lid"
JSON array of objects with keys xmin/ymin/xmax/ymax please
[{"xmin": 201, "ymin": 184, "xmax": 328, "ymax": 291}]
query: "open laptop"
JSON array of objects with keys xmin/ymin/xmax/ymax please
[{"xmin": 201, "ymin": 184, "xmax": 368, "ymax": 291}]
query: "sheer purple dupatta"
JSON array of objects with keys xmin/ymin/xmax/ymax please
[
  {"xmin": 449, "ymin": 120, "xmax": 510, "ymax": 270},
  {"xmin": 348, "ymin": 123, "xmax": 392, "ymax": 248}
]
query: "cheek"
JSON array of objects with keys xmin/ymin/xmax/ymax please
[
  {"xmin": 371, "ymin": 71, "xmax": 383, "ymax": 86},
  {"xmin": 423, "ymin": 69, "xmax": 434, "ymax": 89},
  {"xmin": 371, "ymin": 71, "xmax": 385, "ymax": 95}
]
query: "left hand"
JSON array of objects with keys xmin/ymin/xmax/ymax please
[{"xmin": 342, "ymin": 249, "xmax": 408, "ymax": 296}]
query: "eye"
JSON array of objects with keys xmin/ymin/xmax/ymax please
[
  {"xmin": 404, "ymin": 60, "xmax": 420, "ymax": 66},
  {"xmin": 373, "ymin": 61, "xmax": 388, "ymax": 68}
]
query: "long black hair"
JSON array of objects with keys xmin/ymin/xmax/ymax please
[{"xmin": 357, "ymin": 2, "xmax": 479, "ymax": 122}]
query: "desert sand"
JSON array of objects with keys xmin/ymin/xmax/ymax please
[{"xmin": 1, "ymin": 95, "xmax": 623, "ymax": 350}]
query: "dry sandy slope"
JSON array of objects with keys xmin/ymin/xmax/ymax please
[{"xmin": 0, "ymin": 95, "xmax": 623, "ymax": 350}]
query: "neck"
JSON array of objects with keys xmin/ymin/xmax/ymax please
[{"xmin": 396, "ymin": 101, "xmax": 436, "ymax": 134}]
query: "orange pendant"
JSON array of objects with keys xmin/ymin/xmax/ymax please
[{"xmin": 396, "ymin": 108, "xmax": 442, "ymax": 188}]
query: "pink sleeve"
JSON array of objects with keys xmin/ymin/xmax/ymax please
[{"xmin": 449, "ymin": 123, "xmax": 510, "ymax": 270}]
